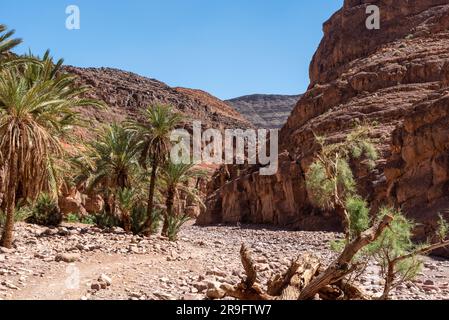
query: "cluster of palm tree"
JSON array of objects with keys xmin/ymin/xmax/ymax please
[
  {"xmin": 73, "ymin": 106, "xmax": 205, "ymax": 238},
  {"xmin": 0, "ymin": 24, "xmax": 204, "ymax": 248}
]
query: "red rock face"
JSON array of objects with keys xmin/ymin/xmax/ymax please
[{"xmin": 199, "ymin": 0, "xmax": 449, "ymax": 241}]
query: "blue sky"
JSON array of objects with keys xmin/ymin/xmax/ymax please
[{"xmin": 1, "ymin": 0, "xmax": 343, "ymax": 99}]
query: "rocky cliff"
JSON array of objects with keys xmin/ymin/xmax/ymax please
[
  {"xmin": 199, "ymin": 0, "xmax": 449, "ymax": 242},
  {"xmin": 226, "ymin": 94, "xmax": 301, "ymax": 129}
]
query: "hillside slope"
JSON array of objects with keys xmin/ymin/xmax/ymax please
[{"xmin": 62, "ymin": 66, "xmax": 252, "ymax": 136}]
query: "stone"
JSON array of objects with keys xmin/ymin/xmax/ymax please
[
  {"xmin": 41, "ymin": 228, "xmax": 59, "ymax": 236},
  {"xmin": 91, "ymin": 282, "xmax": 101, "ymax": 291},
  {"xmin": 194, "ymin": 282, "xmax": 208, "ymax": 293},
  {"xmin": 98, "ymin": 274, "xmax": 112, "ymax": 286},
  {"xmin": 205, "ymin": 269, "xmax": 227, "ymax": 278},
  {"xmin": 182, "ymin": 293, "xmax": 203, "ymax": 300},
  {"xmin": 424, "ymin": 280, "xmax": 435, "ymax": 286},
  {"xmin": 0, "ymin": 247, "xmax": 15, "ymax": 254},
  {"xmin": 1, "ymin": 281, "xmax": 18, "ymax": 290},
  {"xmin": 206, "ymin": 287, "xmax": 226, "ymax": 300},
  {"xmin": 154, "ymin": 292, "xmax": 176, "ymax": 300},
  {"xmin": 55, "ymin": 253, "xmax": 81, "ymax": 263}
]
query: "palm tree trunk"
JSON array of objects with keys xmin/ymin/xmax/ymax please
[
  {"xmin": 143, "ymin": 161, "xmax": 158, "ymax": 236},
  {"xmin": 1, "ymin": 153, "xmax": 18, "ymax": 248},
  {"xmin": 122, "ymin": 210, "xmax": 131, "ymax": 233},
  {"xmin": 162, "ymin": 186, "xmax": 175, "ymax": 237}
]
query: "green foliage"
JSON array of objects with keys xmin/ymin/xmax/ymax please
[
  {"xmin": 0, "ymin": 205, "xmax": 32, "ymax": 227},
  {"xmin": 0, "ymin": 24, "xmax": 22, "ymax": 63},
  {"xmin": 85, "ymin": 124, "xmax": 141, "ymax": 194},
  {"xmin": 27, "ymin": 193, "xmax": 62, "ymax": 226},
  {"xmin": 374, "ymin": 208, "xmax": 415, "ymax": 257},
  {"xmin": 330, "ymin": 239, "xmax": 346, "ymax": 253},
  {"xmin": 131, "ymin": 206, "xmax": 161, "ymax": 235},
  {"xmin": 93, "ymin": 209, "xmax": 122, "ymax": 229},
  {"xmin": 306, "ymin": 158, "xmax": 356, "ymax": 210},
  {"xmin": 370, "ymin": 208, "xmax": 422, "ymax": 285},
  {"xmin": 82, "ymin": 215, "xmax": 96, "ymax": 225},
  {"xmin": 65, "ymin": 213, "xmax": 95, "ymax": 225},
  {"xmin": 66, "ymin": 213, "xmax": 80, "ymax": 223},
  {"xmin": 345, "ymin": 196, "xmax": 370, "ymax": 237},
  {"xmin": 306, "ymin": 126, "xmax": 377, "ymax": 212},
  {"xmin": 306, "ymin": 162, "xmax": 335, "ymax": 209},
  {"xmin": 395, "ymin": 256, "xmax": 422, "ymax": 282},
  {"xmin": 127, "ymin": 104, "xmax": 184, "ymax": 168},
  {"xmin": 167, "ymin": 214, "xmax": 191, "ymax": 241}
]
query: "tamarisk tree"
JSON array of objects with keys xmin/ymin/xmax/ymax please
[
  {"xmin": 305, "ymin": 126, "xmax": 378, "ymax": 242},
  {"xmin": 212, "ymin": 126, "xmax": 449, "ymax": 300}
]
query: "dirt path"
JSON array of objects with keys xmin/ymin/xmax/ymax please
[{"xmin": 1, "ymin": 222, "xmax": 449, "ymax": 300}]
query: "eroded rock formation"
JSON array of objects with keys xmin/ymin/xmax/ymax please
[{"xmin": 199, "ymin": 0, "xmax": 449, "ymax": 241}]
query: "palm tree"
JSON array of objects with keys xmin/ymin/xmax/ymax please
[
  {"xmin": 160, "ymin": 162, "xmax": 205, "ymax": 236},
  {"xmin": 0, "ymin": 24, "xmax": 22, "ymax": 63},
  {"xmin": 0, "ymin": 60, "xmax": 102, "ymax": 248},
  {"xmin": 128, "ymin": 104, "xmax": 183, "ymax": 236},
  {"xmin": 88, "ymin": 124, "xmax": 140, "ymax": 191},
  {"xmin": 71, "ymin": 123, "xmax": 139, "ymax": 223},
  {"xmin": 116, "ymin": 188, "xmax": 135, "ymax": 233}
]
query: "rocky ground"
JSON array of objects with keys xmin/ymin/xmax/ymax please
[{"xmin": 0, "ymin": 222, "xmax": 448, "ymax": 300}]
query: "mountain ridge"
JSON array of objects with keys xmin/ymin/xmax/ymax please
[{"xmin": 226, "ymin": 94, "xmax": 301, "ymax": 129}]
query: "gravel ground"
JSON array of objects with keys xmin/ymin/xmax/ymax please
[{"xmin": 0, "ymin": 222, "xmax": 448, "ymax": 300}]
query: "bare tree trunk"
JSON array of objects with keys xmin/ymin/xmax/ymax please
[
  {"xmin": 1, "ymin": 153, "xmax": 18, "ymax": 248},
  {"xmin": 122, "ymin": 210, "xmax": 131, "ymax": 233},
  {"xmin": 143, "ymin": 161, "xmax": 158, "ymax": 236},
  {"xmin": 381, "ymin": 263, "xmax": 395, "ymax": 300},
  {"xmin": 335, "ymin": 201, "xmax": 350, "ymax": 243},
  {"xmin": 298, "ymin": 214, "xmax": 393, "ymax": 300}
]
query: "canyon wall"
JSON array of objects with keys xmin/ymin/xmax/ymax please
[{"xmin": 199, "ymin": 0, "xmax": 449, "ymax": 240}]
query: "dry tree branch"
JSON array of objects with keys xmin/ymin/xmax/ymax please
[{"xmin": 298, "ymin": 214, "xmax": 393, "ymax": 300}]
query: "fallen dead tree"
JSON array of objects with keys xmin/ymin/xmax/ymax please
[{"xmin": 217, "ymin": 214, "xmax": 392, "ymax": 301}]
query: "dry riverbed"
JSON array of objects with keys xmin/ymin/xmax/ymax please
[{"xmin": 0, "ymin": 222, "xmax": 448, "ymax": 300}]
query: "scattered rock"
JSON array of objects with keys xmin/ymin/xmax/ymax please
[
  {"xmin": 55, "ymin": 253, "xmax": 81, "ymax": 263},
  {"xmin": 91, "ymin": 282, "xmax": 101, "ymax": 291},
  {"xmin": 0, "ymin": 247, "xmax": 15, "ymax": 254},
  {"xmin": 206, "ymin": 287, "xmax": 225, "ymax": 300},
  {"xmin": 154, "ymin": 292, "xmax": 176, "ymax": 300},
  {"xmin": 1, "ymin": 281, "xmax": 18, "ymax": 290},
  {"xmin": 98, "ymin": 274, "xmax": 112, "ymax": 286},
  {"xmin": 424, "ymin": 279, "xmax": 434, "ymax": 286}
]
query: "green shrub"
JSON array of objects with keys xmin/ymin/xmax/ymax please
[
  {"xmin": 167, "ymin": 214, "xmax": 191, "ymax": 241},
  {"xmin": 93, "ymin": 209, "xmax": 121, "ymax": 229},
  {"xmin": 65, "ymin": 213, "xmax": 95, "ymax": 225},
  {"xmin": 0, "ymin": 205, "xmax": 32, "ymax": 227},
  {"xmin": 130, "ymin": 205, "xmax": 161, "ymax": 234},
  {"xmin": 66, "ymin": 213, "xmax": 80, "ymax": 223},
  {"xmin": 81, "ymin": 215, "xmax": 96, "ymax": 225},
  {"xmin": 27, "ymin": 193, "xmax": 62, "ymax": 226}
]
